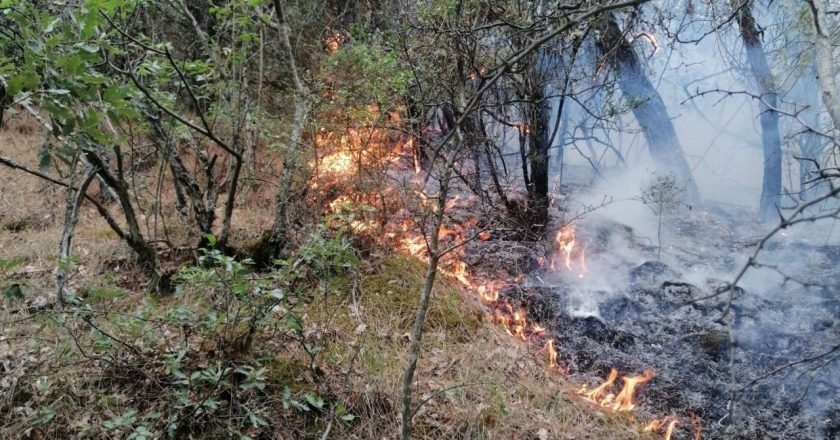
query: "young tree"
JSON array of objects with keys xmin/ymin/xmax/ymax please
[{"xmin": 640, "ymin": 172, "xmax": 685, "ymax": 260}]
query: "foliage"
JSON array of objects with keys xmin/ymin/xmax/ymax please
[{"xmin": 640, "ymin": 172, "xmax": 686, "ymax": 259}]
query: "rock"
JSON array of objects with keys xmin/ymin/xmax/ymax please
[
  {"xmin": 694, "ymin": 330, "xmax": 729, "ymax": 361},
  {"xmin": 629, "ymin": 261, "xmax": 681, "ymax": 289},
  {"xmin": 662, "ymin": 281, "xmax": 701, "ymax": 302},
  {"xmin": 599, "ymin": 295, "xmax": 643, "ymax": 321},
  {"xmin": 563, "ymin": 316, "xmax": 635, "ymax": 349}
]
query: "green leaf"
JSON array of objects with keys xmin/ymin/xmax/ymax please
[
  {"xmin": 89, "ymin": 286, "xmax": 125, "ymax": 300},
  {"xmin": 0, "ymin": 256, "xmax": 25, "ymax": 271},
  {"xmin": 304, "ymin": 392, "xmax": 324, "ymax": 409},
  {"xmin": 29, "ymin": 407, "xmax": 55, "ymax": 426},
  {"xmin": 6, "ymin": 72, "xmax": 41, "ymax": 97},
  {"xmin": 284, "ymin": 313, "xmax": 302, "ymax": 333},
  {"xmin": 204, "ymin": 233, "xmax": 217, "ymax": 247},
  {"xmin": 103, "ymin": 84, "xmax": 130, "ymax": 104},
  {"xmin": 4, "ymin": 283, "xmax": 24, "ymax": 302}
]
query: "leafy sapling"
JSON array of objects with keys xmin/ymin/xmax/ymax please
[{"xmin": 640, "ymin": 172, "xmax": 686, "ymax": 260}]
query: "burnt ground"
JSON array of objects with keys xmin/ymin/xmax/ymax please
[{"xmin": 466, "ymin": 201, "xmax": 840, "ymax": 439}]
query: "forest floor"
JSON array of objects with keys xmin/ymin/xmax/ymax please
[{"xmin": 0, "ymin": 120, "xmax": 657, "ymax": 439}]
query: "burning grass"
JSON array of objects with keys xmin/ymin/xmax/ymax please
[
  {"xmin": 1, "ymin": 242, "xmax": 660, "ymax": 439},
  {"xmin": 0, "ymin": 108, "xmax": 667, "ymax": 439}
]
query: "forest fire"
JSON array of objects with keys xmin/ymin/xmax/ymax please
[
  {"xmin": 551, "ymin": 224, "xmax": 586, "ymax": 277},
  {"xmin": 644, "ymin": 417, "xmax": 679, "ymax": 440},
  {"xmin": 578, "ymin": 368, "xmax": 656, "ymax": 412},
  {"xmin": 311, "ymin": 115, "xmax": 677, "ymax": 439},
  {"xmin": 546, "ymin": 339, "xmax": 558, "ymax": 368}
]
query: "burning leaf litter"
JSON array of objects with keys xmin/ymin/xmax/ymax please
[{"xmin": 311, "ymin": 123, "xmax": 690, "ymax": 440}]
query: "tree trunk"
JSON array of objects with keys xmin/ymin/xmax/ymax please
[
  {"xmin": 266, "ymin": 0, "xmax": 310, "ymax": 262},
  {"xmin": 84, "ymin": 150, "xmax": 160, "ymax": 286},
  {"xmin": 400, "ymin": 137, "xmax": 461, "ymax": 440},
  {"xmin": 736, "ymin": 1, "xmax": 783, "ymax": 221},
  {"xmin": 806, "ymin": 0, "xmax": 840, "ymax": 131},
  {"xmin": 596, "ymin": 17, "xmax": 701, "ymax": 205},
  {"xmin": 526, "ymin": 49, "xmax": 553, "ymax": 226},
  {"xmin": 57, "ymin": 164, "xmax": 97, "ymax": 306},
  {"xmin": 796, "ymin": 64, "xmax": 825, "ymax": 201}
]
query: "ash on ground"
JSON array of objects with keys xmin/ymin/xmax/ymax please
[{"xmin": 478, "ymin": 201, "xmax": 840, "ymax": 439}]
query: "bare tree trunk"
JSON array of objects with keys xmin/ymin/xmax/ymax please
[
  {"xmin": 525, "ymin": 0, "xmax": 556, "ymax": 225},
  {"xmin": 147, "ymin": 113, "xmax": 216, "ymax": 237},
  {"xmin": 796, "ymin": 64, "xmax": 825, "ymax": 201},
  {"xmin": 57, "ymin": 164, "xmax": 97, "ymax": 306},
  {"xmin": 736, "ymin": 1, "xmax": 783, "ymax": 221},
  {"xmin": 266, "ymin": 0, "xmax": 310, "ymax": 261},
  {"xmin": 596, "ymin": 17, "xmax": 701, "ymax": 204},
  {"xmin": 84, "ymin": 150, "xmax": 160, "ymax": 286},
  {"xmin": 400, "ymin": 138, "xmax": 461, "ymax": 440},
  {"xmin": 806, "ymin": 0, "xmax": 840, "ymax": 131}
]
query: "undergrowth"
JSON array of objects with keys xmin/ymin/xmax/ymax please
[{"xmin": 1, "ymin": 225, "xmax": 653, "ymax": 439}]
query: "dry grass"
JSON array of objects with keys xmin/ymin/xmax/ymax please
[
  {"xmin": 0, "ymin": 122, "xmax": 655, "ymax": 439},
  {"xmin": 296, "ymin": 256, "xmax": 653, "ymax": 440}
]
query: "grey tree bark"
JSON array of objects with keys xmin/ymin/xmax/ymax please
[
  {"xmin": 735, "ymin": 0, "xmax": 783, "ymax": 221},
  {"xmin": 596, "ymin": 17, "xmax": 701, "ymax": 204},
  {"xmin": 57, "ymin": 164, "xmax": 97, "ymax": 306},
  {"xmin": 266, "ymin": 0, "xmax": 311, "ymax": 262},
  {"xmin": 399, "ymin": 136, "xmax": 461, "ymax": 440},
  {"xmin": 806, "ymin": 0, "xmax": 840, "ymax": 131}
]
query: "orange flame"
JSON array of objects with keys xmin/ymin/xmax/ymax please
[
  {"xmin": 400, "ymin": 235, "xmax": 426, "ymax": 257},
  {"xmin": 612, "ymin": 370, "xmax": 655, "ymax": 411},
  {"xmin": 555, "ymin": 224, "xmax": 576, "ymax": 270},
  {"xmin": 579, "ymin": 368, "xmax": 618, "ymax": 403},
  {"xmin": 547, "ymin": 339, "xmax": 557, "ymax": 368},
  {"xmin": 579, "ymin": 369, "xmax": 655, "ymax": 412},
  {"xmin": 450, "ymin": 260, "xmax": 472, "ymax": 287},
  {"xmin": 477, "ymin": 281, "xmax": 499, "ymax": 303},
  {"xmin": 644, "ymin": 417, "xmax": 679, "ymax": 440}
]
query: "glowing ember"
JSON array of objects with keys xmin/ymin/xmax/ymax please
[{"xmin": 691, "ymin": 413, "xmax": 702, "ymax": 440}]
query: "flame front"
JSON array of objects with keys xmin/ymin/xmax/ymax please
[
  {"xmin": 547, "ymin": 339, "xmax": 557, "ymax": 368},
  {"xmin": 644, "ymin": 417, "xmax": 679, "ymax": 440},
  {"xmin": 579, "ymin": 368, "xmax": 655, "ymax": 412},
  {"xmin": 551, "ymin": 224, "xmax": 586, "ymax": 276},
  {"xmin": 310, "ymin": 114, "xmax": 671, "ymax": 438},
  {"xmin": 613, "ymin": 370, "xmax": 656, "ymax": 411}
]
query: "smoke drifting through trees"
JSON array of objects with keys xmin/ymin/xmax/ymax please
[{"xmin": 1, "ymin": 0, "xmax": 839, "ymax": 439}]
